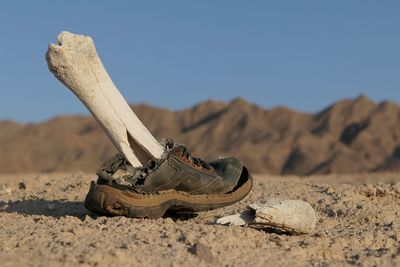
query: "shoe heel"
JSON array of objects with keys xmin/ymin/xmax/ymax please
[
  {"xmin": 84, "ymin": 181, "xmax": 169, "ymax": 218},
  {"xmin": 84, "ymin": 182, "xmax": 108, "ymax": 215}
]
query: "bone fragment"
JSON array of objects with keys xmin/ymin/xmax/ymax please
[
  {"xmin": 46, "ymin": 32, "xmax": 164, "ymax": 167},
  {"xmin": 216, "ymin": 199, "xmax": 317, "ymax": 234},
  {"xmin": 215, "ymin": 210, "xmax": 254, "ymax": 226}
]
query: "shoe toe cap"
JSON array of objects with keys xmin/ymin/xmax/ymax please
[{"xmin": 209, "ymin": 157, "xmax": 243, "ymax": 192}]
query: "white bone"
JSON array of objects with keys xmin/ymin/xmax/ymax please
[
  {"xmin": 216, "ymin": 199, "xmax": 317, "ymax": 234},
  {"xmin": 215, "ymin": 210, "xmax": 254, "ymax": 226},
  {"xmin": 46, "ymin": 31, "xmax": 164, "ymax": 167}
]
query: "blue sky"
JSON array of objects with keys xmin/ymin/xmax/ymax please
[{"xmin": 0, "ymin": 1, "xmax": 399, "ymax": 122}]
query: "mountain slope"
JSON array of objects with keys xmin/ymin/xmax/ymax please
[{"xmin": 1, "ymin": 96, "xmax": 399, "ymax": 175}]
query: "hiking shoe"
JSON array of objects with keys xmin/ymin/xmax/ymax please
[{"xmin": 84, "ymin": 141, "xmax": 252, "ymax": 218}]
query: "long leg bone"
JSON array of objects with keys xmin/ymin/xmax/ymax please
[{"xmin": 46, "ymin": 31, "xmax": 164, "ymax": 167}]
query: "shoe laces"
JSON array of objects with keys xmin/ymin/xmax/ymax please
[
  {"xmin": 162, "ymin": 137, "xmax": 212, "ymax": 170},
  {"xmin": 161, "ymin": 137, "xmax": 175, "ymax": 150},
  {"xmin": 181, "ymin": 146, "xmax": 212, "ymax": 170}
]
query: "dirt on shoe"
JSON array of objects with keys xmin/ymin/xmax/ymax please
[
  {"xmin": 84, "ymin": 143, "xmax": 253, "ymax": 218},
  {"xmin": 84, "ymin": 167, "xmax": 251, "ymax": 218}
]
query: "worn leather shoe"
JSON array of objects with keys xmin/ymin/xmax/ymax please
[{"xmin": 84, "ymin": 142, "xmax": 252, "ymax": 218}]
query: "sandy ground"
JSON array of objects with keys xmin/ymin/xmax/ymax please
[{"xmin": 0, "ymin": 172, "xmax": 400, "ymax": 266}]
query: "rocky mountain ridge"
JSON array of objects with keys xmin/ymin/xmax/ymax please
[{"xmin": 1, "ymin": 95, "xmax": 400, "ymax": 175}]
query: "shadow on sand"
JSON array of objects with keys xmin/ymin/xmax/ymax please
[
  {"xmin": 0, "ymin": 199, "xmax": 198, "ymax": 221},
  {"xmin": 0, "ymin": 199, "xmax": 90, "ymax": 219}
]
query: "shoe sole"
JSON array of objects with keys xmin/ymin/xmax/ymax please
[{"xmin": 84, "ymin": 167, "xmax": 253, "ymax": 218}]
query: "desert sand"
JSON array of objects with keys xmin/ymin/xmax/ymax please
[{"xmin": 0, "ymin": 172, "xmax": 399, "ymax": 266}]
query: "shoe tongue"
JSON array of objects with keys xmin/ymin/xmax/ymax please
[{"xmin": 100, "ymin": 154, "xmax": 126, "ymax": 174}]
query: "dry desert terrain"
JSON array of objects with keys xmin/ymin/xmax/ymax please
[{"xmin": 0, "ymin": 172, "xmax": 399, "ymax": 266}]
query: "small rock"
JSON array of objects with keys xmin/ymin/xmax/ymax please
[
  {"xmin": 5, "ymin": 187, "xmax": 12, "ymax": 195},
  {"xmin": 189, "ymin": 242, "xmax": 216, "ymax": 263},
  {"xmin": 298, "ymin": 240, "xmax": 309, "ymax": 248},
  {"xmin": 47, "ymin": 203, "xmax": 56, "ymax": 211},
  {"xmin": 0, "ymin": 202, "xmax": 9, "ymax": 211},
  {"xmin": 393, "ymin": 182, "xmax": 400, "ymax": 194},
  {"xmin": 324, "ymin": 206, "xmax": 337, "ymax": 218},
  {"xmin": 336, "ymin": 208, "xmax": 345, "ymax": 217},
  {"xmin": 18, "ymin": 182, "xmax": 26, "ymax": 190},
  {"xmin": 269, "ymin": 236, "xmax": 283, "ymax": 247},
  {"xmin": 346, "ymin": 253, "xmax": 360, "ymax": 265},
  {"xmin": 376, "ymin": 185, "xmax": 388, "ymax": 196},
  {"xmin": 364, "ymin": 184, "xmax": 376, "ymax": 197}
]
